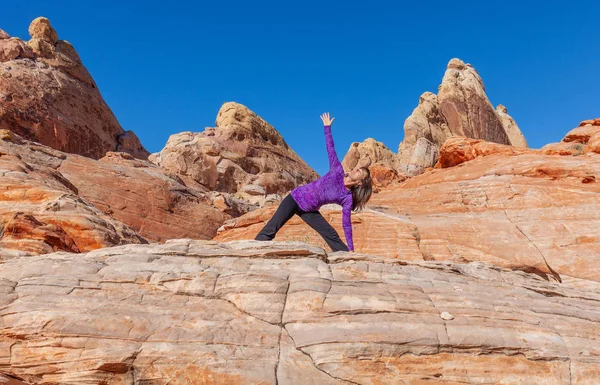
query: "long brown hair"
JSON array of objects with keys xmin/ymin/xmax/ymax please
[{"xmin": 350, "ymin": 167, "xmax": 373, "ymax": 212}]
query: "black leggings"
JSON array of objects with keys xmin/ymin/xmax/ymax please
[{"xmin": 255, "ymin": 194, "xmax": 349, "ymax": 252}]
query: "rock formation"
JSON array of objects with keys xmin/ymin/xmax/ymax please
[
  {"xmin": 218, "ymin": 128, "xmax": 600, "ymax": 288},
  {"xmin": 341, "ymin": 138, "xmax": 405, "ymax": 189},
  {"xmin": 496, "ymin": 104, "xmax": 528, "ymax": 148},
  {"xmin": 149, "ymin": 102, "xmax": 319, "ymax": 206},
  {"xmin": 0, "ymin": 240, "xmax": 598, "ymax": 384},
  {"xmin": 0, "ymin": 131, "xmax": 225, "ymax": 254},
  {"xmin": 398, "ymin": 59, "xmax": 527, "ymax": 175},
  {"xmin": 435, "ymin": 136, "xmax": 538, "ymax": 168},
  {"xmin": 0, "ymin": 130, "xmax": 144, "ymax": 255},
  {"xmin": 542, "ymin": 120, "xmax": 600, "ymax": 156},
  {"xmin": 0, "ymin": 18, "xmax": 148, "ymax": 159}
]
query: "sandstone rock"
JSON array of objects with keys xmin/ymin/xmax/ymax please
[
  {"xmin": 0, "ymin": 136, "xmax": 145, "ymax": 255},
  {"xmin": 440, "ymin": 311, "xmax": 454, "ymax": 320},
  {"xmin": 584, "ymin": 131, "xmax": 600, "ymax": 155},
  {"xmin": 28, "ymin": 17, "xmax": 58, "ymax": 45},
  {"xmin": 0, "ymin": 29, "xmax": 9, "ymax": 39},
  {"xmin": 342, "ymin": 138, "xmax": 403, "ymax": 188},
  {"xmin": 0, "ymin": 132, "xmax": 225, "ymax": 250},
  {"xmin": 60, "ymin": 147, "xmax": 226, "ymax": 243},
  {"xmin": 438, "ymin": 59, "xmax": 511, "ymax": 144},
  {"xmin": 0, "ymin": 39, "xmax": 34, "ymax": 62},
  {"xmin": 0, "ymin": 18, "xmax": 149, "ymax": 160},
  {"xmin": 151, "ymin": 102, "xmax": 318, "ymax": 206},
  {"xmin": 242, "ymin": 184, "xmax": 266, "ymax": 196},
  {"xmin": 0, "ymin": 240, "xmax": 598, "ymax": 384},
  {"xmin": 496, "ymin": 104, "xmax": 528, "ymax": 147},
  {"xmin": 207, "ymin": 191, "xmax": 259, "ymax": 218},
  {"xmin": 397, "ymin": 60, "xmax": 527, "ymax": 176},
  {"xmin": 218, "ymin": 135, "xmax": 600, "ymax": 286},
  {"xmin": 436, "ymin": 136, "xmax": 538, "ymax": 168},
  {"xmin": 368, "ymin": 163, "xmax": 405, "ymax": 189},
  {"xmin": 579, "ymin": 118, "xmax": 600, "ymax": 126},
  {"xmin": 542, "ymin": 124, "xmax": 600, "ymax": 156},
  {"xmin": 342, "ymin": 138, "xmax": 399, "ymax": 171},
  {"xmin": 563, "ymin": 125, "xmax": 600, "ymax": 143},
  {"xmin": 398, "ymin": 92, "xmax": 450, "ymax": 174},
  {"xmin": 541, "ymin": 141, "xmax": 586, "ymax": 156},
  {"xmin": 0, "ymin": 374, "xmax": 28, "ymax": 385},
  {"xmin": 116, "ymin": 130, "xmax": 149, "ymax": 160}
]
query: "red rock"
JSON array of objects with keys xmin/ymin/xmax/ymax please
[
  {"xmin": 563, "ymin": 125, "xmax": 600, "ymax": 143},
  {"xmin": 0, "ymin": 134, "xmax": 145, "ymax": 255},
  {"xmin": 436, "ymin": 136, "xmax": 538, "ymax": 168},
  {"xmin": 541, "ymin": 141, "xmax": 586, "ymax": 156},
  {"xmin": 0, "ymin": 18, "xmax": 148, "ymax": 160},
  {"xmin": 579, "ymin": 118, "xmax": 600, "ymax": 126},
  {"xmin": 1, "ymin": 131, "xmax": 227, "ymax": 253},
  {"xmin": 219, "ymin": 134, "xmax": 600, "ymax": 285},
  {"xmin": 60, "ymin": 148, "xmax": 227, "ymax": 243},
  {"xmin": 542, "ymin": 124, "xmax": 600, "ymax": 156}
]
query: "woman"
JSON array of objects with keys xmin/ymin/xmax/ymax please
[{"xmin": 255, "ymin": 112, "xmax": 372, "ymax": 252}]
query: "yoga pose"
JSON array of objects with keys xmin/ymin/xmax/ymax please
[{"xmin": 255, "ymin": 112, "xmax": 372, "ymax": 252}]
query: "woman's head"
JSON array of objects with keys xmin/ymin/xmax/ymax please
[{"xmin": 345, "ymin": 167, "xmax": 372, "ymax": 211}]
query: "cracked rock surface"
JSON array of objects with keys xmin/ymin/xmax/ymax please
[{"xmin": 1, "ymin": 240, "xmax": 598, "ymax": 384}]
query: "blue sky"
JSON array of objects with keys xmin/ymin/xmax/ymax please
[{"xmin": 3, "ymin": 1, "xmax": 599, "ymax": 175}]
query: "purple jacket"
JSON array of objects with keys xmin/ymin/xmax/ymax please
[{"xmin": 291, "ymin": 125, "xmax": 354, "ymax": 251}]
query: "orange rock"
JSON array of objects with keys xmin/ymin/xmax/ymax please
[
  {"xmin": 563, "ymin": 125, "xmax": 600, "ymax": 143},
  {"xmin": 60, "ymin": 147, "xmax": 227, "ymax": 243},
  {"xmin": 583, "ymin": 131, "xmax": 600, "ymax": 155},
  {"xmin": 541, "ymin": 141, "xmax": 586, "ymax": 156},
  {"xmin": 579, "ymin": 118, "xmax": 600, "ymax": 126},
  {"xmin": 0, "ymin": 18, "xmax": 148, "ymax": 160},
  {"xmin": 369, "ymin": 163, "xmax": 405, "ymax": 189},
  {"xmin": 0, "ymin": 132, "xmax": 226, "ymax": 254},
  {"xmin": 3, "ymin": 241, "xmax": 597, "ymax": 384},
  {"xmin": 0, "ymin": 139, "xmax": 145, "ymax": 255},
  {"xmin": 219, "ymin": 139, "xmax": 600, "ymax": 285},
  {"xmin": 436, "ymin": 136, "xmax": 537, "ymax": 168}
]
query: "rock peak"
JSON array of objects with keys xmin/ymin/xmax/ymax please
[
  {"xmin": 28, "ymin": 17, "xmax": 58, "ymax": 45},
  {"xmin": 447, "ymin": 58, "xmax": 466, "ymax": 70}
]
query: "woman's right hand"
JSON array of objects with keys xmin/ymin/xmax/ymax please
[{"xmin": 320, "ymin": 112, "xmax": 335, "ymax": 126}]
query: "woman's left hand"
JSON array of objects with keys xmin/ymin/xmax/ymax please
[{"xmin": 320, "ymin": 112, "xmax": 335, "ymax": 126}]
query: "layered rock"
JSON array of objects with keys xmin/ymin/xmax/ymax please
[
  {"xmin": 0, "ymin": 240, "xmax": 598, "ymax": 384},
  {"xmin": 0, "ymin": 131, "xmax": 144, "ymax": 255},
  {"xmin": 579, "ymin": 118, "xmax": 600, "ymax": 127},
  {"xmin": 398, "ymin": 59, "xmax": 527, "ymax": 175},
  {"xmin": 0, "ymin": 131, "xmax": 226, "ymax": 253},
  {"xmin": 149, "ymin": 102, "xmax": 318, "ymax": 206},
  {"xmin": 342, "ymin": 138, "xmax": 405, "ymax": 189},
  {"xmin": 0, "ymin": 17, "xmax": 148, "ymax": 159},
  {"xmin": 435, "ymin": 136, "xmax": 538, "ymax": 168},
  {"xmin": 542, "ymin": 122, "xmax": 600, "ymax": 156},
  {"xmin": 218, "ymin": 132, "xmax": 600, "ymax": 287}
]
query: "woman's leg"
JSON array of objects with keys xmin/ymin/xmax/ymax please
[
  {"xmin": 298, "ymin": 211, "xmax": 349, "ymax": 252},
  {"xmin": 255, "ymin": 195, "xmax": 299, "ymax": 241}
]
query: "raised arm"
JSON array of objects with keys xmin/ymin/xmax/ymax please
[
  {"xmin": 320, "ymin": 112, "xmax": 342, "ymax": 170},
  {"xmin": 341, "ymin": 195, "xmax": 354, "ymax": 251}
]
